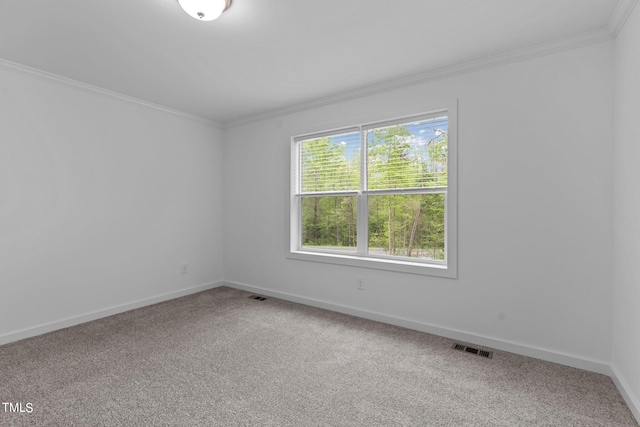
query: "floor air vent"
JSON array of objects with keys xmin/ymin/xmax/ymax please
[
  {"xmin": 248, "ymin": 295, "xmax": 267, "ymax": 301},
  {"xmin": 452, "ymin": 343, "xmax": 493, "ymax": 359}
]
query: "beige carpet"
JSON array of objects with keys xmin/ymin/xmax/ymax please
[{"xmin": 0, "ymin": 286, "xmax": 637, "ymax": 426}]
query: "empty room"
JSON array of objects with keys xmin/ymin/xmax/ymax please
[{"xmin": 1, "ymin": 0, "xmax": 639, "ymax": 425}]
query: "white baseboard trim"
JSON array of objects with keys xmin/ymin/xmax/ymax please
[
  {"xmin": 223, "ymin": 280, "xmax": 611, "ymax": 375},
  {"xmin": 226, "ymin": 280, "xmax": 640, "ymax": 421},
  {"xmin": 3, "ymin": 279, "xmax": 636, "ymax": 423},
  {"xmin": 609, "ymin": 364, "xmax": 640, "ymax": 424},
  {"xmin": 0, "ymin": 281, "xmax": 224, "ymax": 346}
]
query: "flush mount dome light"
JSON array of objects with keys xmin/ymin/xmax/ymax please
[{"xmin": 178, "ymin": 0, "xmax": 231, "ymax": 21}]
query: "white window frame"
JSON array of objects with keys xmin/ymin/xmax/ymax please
[{"xmin": 289, "ymin": 102, "xmax": 457, "ymax": 278}]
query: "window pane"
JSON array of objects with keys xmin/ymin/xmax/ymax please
[
  {"xmin": 367, "ymin": 117, "xmax": 448, "ymax": 190},
  {"xmin": 300, "ymin": 132, "xmax": 360, "ymax": 193},
  {"xmin": 301, "ymin": 196, "xmax": 357, "ymax": 253},
  {"xmin": 368, "ymin": 194, "xmax": 445, "ymax": 260}
]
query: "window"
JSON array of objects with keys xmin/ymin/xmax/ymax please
[{"xmin": 290, "ymin": 106, "xmax": 457, "ymax": 277}]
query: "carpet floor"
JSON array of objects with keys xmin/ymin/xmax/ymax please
[{"xmin": 0, "ymin": 286, "xmax": 637, "ymax": 426}]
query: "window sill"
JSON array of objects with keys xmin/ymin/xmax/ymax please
[{"xmin": 287, "ymin": 250, "xmax": 457, "ymax": 278}]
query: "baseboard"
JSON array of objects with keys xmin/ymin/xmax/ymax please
[
  {"xmin": 0, "ymin": 281, "xmax": 224, "ymax": 346},
  {"xmin": 4, "ymin": 279, "xmax": 634, "ymax": 421},
  {"xmin": 609, "ymin": 364, "xmax": 640, "ymax": 424},
  {"xmin": 223, "ymin": 280, "xmax": 611, "ymax": 375}
]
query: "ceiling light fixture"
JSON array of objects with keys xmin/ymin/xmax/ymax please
[{"xmin": 178, "ymin": 0, "xmax": 231, "ymax": 21}]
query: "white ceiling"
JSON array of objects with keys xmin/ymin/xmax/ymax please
[{"xmin": 0, "ymin": 0, "xmax": 624, "ymax": 124}]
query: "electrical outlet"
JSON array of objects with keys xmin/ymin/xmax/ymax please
[
  {"xmin": 181, "ymin": 264, "xmax": 188, "ymax": 275},
  {"xmin": 356, "ymin": 277, "xmax": 365, "ymax": 290}
]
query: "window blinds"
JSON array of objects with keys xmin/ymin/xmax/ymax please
[
  {"xmin": 297, "ymin": 115, "xmax": 448, "ymax": 194},
  {"xmin": 299, "ymin": 130, "xmax": 360, "ymax": 193},
  {"xmin": 366, "ymin": 116, "xmax": 448, "ymax": 191}
]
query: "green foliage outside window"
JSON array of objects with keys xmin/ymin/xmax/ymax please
[{"xmin": 299, "ymin": 120, "xmax": 447, "ymax": 261}]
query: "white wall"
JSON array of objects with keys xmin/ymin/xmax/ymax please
[
  {"xmin": 0, "ymin": 16, "xmax": 633, "ymax": 413},
  {"xmin": 613, "ymin": 3, "xmax": 640, "ymax": 418},
  {"xmin": 0, "ymin": 66, "xmax": 224, "ymax": 341},
  {"xmin": 224, "ymin": 41, "xmax": 614, "ymax": 367}
]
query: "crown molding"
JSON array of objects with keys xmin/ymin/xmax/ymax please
[
  {"xmin": 608, "ymin": 0, "xmax": 639, "ymax": 37},
  {"xmin": 0, "ymin": 58, "xmax": 222, "ymax": 129},
  {"xmin": 3, "ymin": 1, "xmax": 633, "ymax": 132},
  {"xmin": 225, "ymin": 27, "xmax": 613, "ymax": 129}
]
